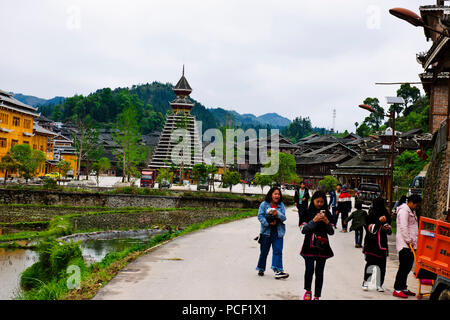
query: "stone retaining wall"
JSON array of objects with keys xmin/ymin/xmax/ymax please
[
  {"xmin": 0, "ymin": 189, "xmax": 261, "ymax": 209},
  {"xmin": 423, "ymin": 122, "xmax": 450, "ymax": 221},
  {"xmin": 0, "ymin": 205, "xmax": 106, "ymax": 223},
  {"xmin": 72, "ymin": 209, "xmax": 247, "ymax": 231}
]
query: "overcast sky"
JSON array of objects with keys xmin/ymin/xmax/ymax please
[{"xmin": 0, "ymin": 0, "xmax": 433, "ymax": 132}]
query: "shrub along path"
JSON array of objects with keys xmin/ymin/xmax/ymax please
[{"xmin": 94, "ymin": 206, "xmax": 419, "ymax": 300}]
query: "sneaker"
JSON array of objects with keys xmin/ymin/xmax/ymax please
[
  {"xmin": 362, "ymin": 281, "xmax": 368, "ymax": 291},
  {"xmin": 403, "ymin": 289, "xmax": 416, "ymax": 296},
  {"xmin": 303, "ymin": 291, "xmax": 312, "ymax": 300},
  {"xmin": 275, "ymin": 271, "xmax": 289, "ymax": 279},
  {"xmin": 258, "ymin": 270, "xmax": 264, "ymax": 276},
  {"xmin": 393, "ymin": 290, "xmax": 408, "ymax": 298},
  {"xmin": 313, "ymin": 297, "xmax": 320, "ymax": 300},
  {"xmin": 377, "ymin": 286, "xmax": 384, "ymax": 292}
]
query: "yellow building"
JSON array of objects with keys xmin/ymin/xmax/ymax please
[{"xmin": 0, "ymin": 89, "xmax": 57, "ymax": 176}]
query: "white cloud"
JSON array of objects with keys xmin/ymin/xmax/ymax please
[{"xmin": 0, "ymin": 0, "xmax": 431, "ymax": 132}]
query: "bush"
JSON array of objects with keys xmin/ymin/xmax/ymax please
[
  {"xmin": 43, "ymin": 178, "xmax": 58, "ymax": 189},
  {"xmin": 20, "ymin": 239, "xmax": 87, "ymax": 295},
  {"xmin": 319, "ymin": 176, "xmax": 339, "ymax": 192}
]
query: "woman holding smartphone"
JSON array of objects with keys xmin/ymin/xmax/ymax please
[
  {"xmin": 256, "ymin": 186, "xmax": 289, "ymax": 279},
  {"xmin": 299, "ymin": 191, "xmax": 334, "ymax": 300}
]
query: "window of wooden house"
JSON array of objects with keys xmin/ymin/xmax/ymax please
[
  {"xmin": 33, "ymin": 144, "xmax": 37, "ymax": 150},
  {"xmin": 24, "ymin": 119, "xmax": 31, "ymax": 129},
  {"xmin": 0, "ymin": 138, "xmax": 7, "ymax": 148},
  {"xmin": 0, "ymin": 113, "xmax": 9, "ymax": 125},
  {"xmin": 11, "ymin": 139, "xmax": 18, "ymax": 147},
  {"xmin": 40, "ymin": 145, "xmax": 44, "ymax": 151},
  {"xmin": 13, "ymin": 117, "xmax": 20, "ymax": 127},
  {"xmin": 23, "ymin": 141, "xmax": 29, "ymax": 145}
]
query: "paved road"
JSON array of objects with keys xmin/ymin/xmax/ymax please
[{"xmin": 94, "ymin": 206, "xmax": 419, "ymax": 300}]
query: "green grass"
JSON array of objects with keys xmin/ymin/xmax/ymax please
[{"xmin": 17, "ymin": 208, "xmax": 257, "ymax": 300}]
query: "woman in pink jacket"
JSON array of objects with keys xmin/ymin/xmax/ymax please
[{"xmin": 393, "ymin": 194, "xmax": 422, "ymax": 298}]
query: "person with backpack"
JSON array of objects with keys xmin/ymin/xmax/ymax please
[
  {"xmin": 299, "ymin": 191, "xmax": 334, "ymax": 300},
  {"xmin": 344, "ymin": 200, "xmax": 368, "ymax": 248},
  {"xmin": 256, "ymin": 186, "xmax": 289, "ymax": 280}
]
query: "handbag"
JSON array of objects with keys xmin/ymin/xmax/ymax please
[
  {"xmin": 312, "ymin": 234, "xmax": 329, "ymax": 250},
  {"xmin": 254, "ymin": 234, "xmax": 263, "ymax": 244}
]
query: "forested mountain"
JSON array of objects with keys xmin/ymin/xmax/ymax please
[
  {"xmin": 13, "ymin": 82, "xmax": 295, "ymax": 134},
  {"xmin": 13, "ymin": 93, "xmax": 65, "ymax": 108}
]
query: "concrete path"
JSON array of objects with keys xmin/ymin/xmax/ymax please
[{"xmin": 94, "ymin": 206, "xmax": 419, "ymax": 300}]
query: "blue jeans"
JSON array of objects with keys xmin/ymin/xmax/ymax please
[
  {"xmin": 256, "ymin": 227, "xmax": 284, "ymax": 272},
  {"xmin": 354, "ymin": 227, "xmax": 363, "ymax": 245}
]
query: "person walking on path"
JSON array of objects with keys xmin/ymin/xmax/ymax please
[
  {"xmin": 393, "ymin": 194, "xmax": 422, "ymax": 298},
  {"xmin": 299, "ymin": 191, "xmax": 334, "ymax": 300},
  {"xmin": 344, "ymin": 200, "xmax": 368, "ymax": 248},
  {"xmin": 361, "ymin": 197, "xmax": 392, "ymax": 292},
  {"xmin": 294, "ymin": 181, "xmax": 310, "ymax": 226},
  {"xmin": 336, "ymin": 184, "xmax": 352, "ymax": 232},
  {"xmin": 329, "ymin": 184, "xmax": 341, "ymax": 229},
  {"xmin": 256, "ymin": 186, "xmax": 289, "ymax": 279}
]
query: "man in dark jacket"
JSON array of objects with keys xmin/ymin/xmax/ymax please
[{"xmin": 294, "ymin": 181, "xmax": 310, "ymax": 226}]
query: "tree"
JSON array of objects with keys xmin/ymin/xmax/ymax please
[
  {"xmin": 206, "ymin": 164, "xmax": 218, "ymax": 192},
  {"xmin": 191, "ymin": 163, "xmax": 208, "ymax": 183},
  {"xmin": 11, "ymin": 144, "xmax": 46, "ymax": 183},
  {"xmin": 393, "ymin": 150, "xmax": 430, "ymax": 187},
  {"xmin": 222, "ymin": 171, "xmax": 240, "ymax": 192},
  {"xmin": 92, "ymin": 157, "xmax": 111, "ymax": 186},
  {"xmin": 112, "ymin": 104, "xmax": 148, "ymax": 182},
  {"xmin": 397, "ymin": 84, "xmax": 420, "ymax": 116},
  {"xmin": 56, "ymin": 160, "xmax": 72, "ymax": 181},
  {"xmin": 281, "ymin": 116, "xmax": 313, "ymax": 143},
  {"xmin": 0, "ymin": 152, "xmax": 19, "ymax": 185},
  {"xmin": 72, "ymin": 115, "xmax": 101, "ymax": 181},
  {"xmin": 265, "ymin": 152, "xmax": 299, "ymax": 185},
  {"xmin": 319, "ymin": 175, "xmax": 340, "ymax": 193},
  {"xmin": 253, "ymin": 172, "xmax": 273, "ymax": 194},
  {"xmin": 156, "ymin": 167, "xmax": 173, "ymax": 188},
  {"xmin": 356, "ymin": 122, "xmax": 372, "ymax": 138},
  {"xmin": 362, "ymin": 97, "xmax": 385, "ymax": 131}
]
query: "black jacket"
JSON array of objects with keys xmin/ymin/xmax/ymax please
[
  {"xmin": 300, "ymin": 206, "xmax": 334, "ymax": 259},
  {"xmin": 363, "ymin": 207, "xmax": 392, "ymax": 259},
  {"xmin": 294, "ymin": 187, "xmax": 310, "ymax": 210}
]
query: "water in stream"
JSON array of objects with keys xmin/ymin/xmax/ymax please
[
  {"xmin": 0, "ymin": 230, "xmax": 165, "ymax": 300},
  {"xmin": 0, "ymin": 248, "xmax": 39, "ymax": 300}
]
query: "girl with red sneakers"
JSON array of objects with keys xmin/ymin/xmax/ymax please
[{"xmin": 299, "ymin": 191, "xmax": 334, "ymax": 300}]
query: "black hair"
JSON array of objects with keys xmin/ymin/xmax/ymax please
[
  {"xmin": 308, "ymin": 191, "xmax": 328, "ymax": 211},
  {"xmin": 408, "ymin": 194, "xmax": 422, "ymax": 204},
  {"xmin": 299, "ymin": 180, "xmax": 306, "ymax": 186},
  {"xmin": 337, "ymin": 183, "xmax": 342, "ymax": 187},
  {"xmin": 265, "ymin": 186, "xmax": 283, "ymax": 204},
  {"xmin": 368, "ymin": 197, "xmax": 390, "ymax": 223},
  {"xmin": 301, "ymin": 191, "xmax": 331, "ymax": 225},
  {"xmin": 355, "ymin": 200, "xmax": 363, "ymax": 210},
  {"xmin": 398, "ymin": 195, "xmax": 407, "ymax": 206}
]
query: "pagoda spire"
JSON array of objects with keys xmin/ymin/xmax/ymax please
[{"xmin": 170, "ymin": 65, "xmax": 194, "ymax": 114}]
